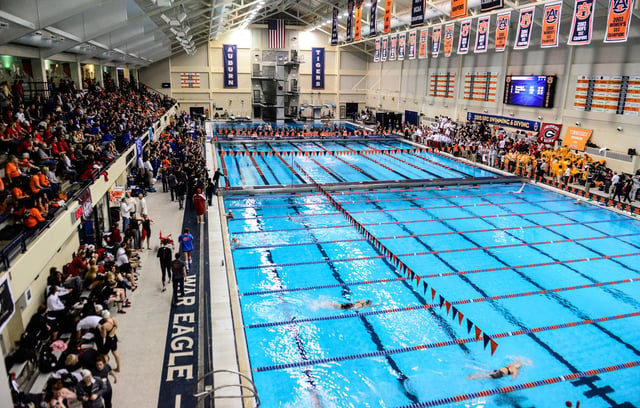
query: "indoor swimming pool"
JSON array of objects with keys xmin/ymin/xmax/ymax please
[{"xmin": 225, "ymin": 183, "xmax": 640, "ymax": 407}]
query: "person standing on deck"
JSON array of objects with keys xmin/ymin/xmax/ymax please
[{"xmin": 193, "ymin": 188, "xmax": 207, "ymax": 224}]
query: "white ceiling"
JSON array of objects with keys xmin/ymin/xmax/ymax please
[{"xmin": 0, "ymin": 0, "xmax": 637, "ymax": 68}]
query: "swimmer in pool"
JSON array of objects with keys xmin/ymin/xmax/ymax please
[
  {"xmin": 225, "ymin": 210, "xmax": 234, "ymax": 219},
  {"xmin": 327, "ymin": 299, "xmax": 373, "ymax": 310},
  {"xmin": 231, "ymin": 236, "xmax": 240, "ymax": 248},
  {"xmin": 467, "ymin": 361, "xmax": 522, "ymax": 380}
]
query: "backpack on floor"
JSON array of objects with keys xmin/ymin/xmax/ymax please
[{"xmin": 38, "ymin": 346, "xmax": 57, "ymax": 373}]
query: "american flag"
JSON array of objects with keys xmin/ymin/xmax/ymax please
[{"xmin": 268, "ymin": 20, "xmax": 286, "ymax": 49}]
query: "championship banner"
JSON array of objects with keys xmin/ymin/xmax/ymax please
[
  {"xmin": 311, "ymin": 47, "xmax": 325, "ymax": 89},
  {"xmin": 457, "ymin": 19, "xmax": 472, "ymax": 54},
  {"xmin": 389, "ymin": 34, "xmax": 398, "ymax": 61},
  {"xmin": 331, "ymin": 7, "xmax": 339, "ymax": 45},
  {"xmin": 419, "ymin": 29, "xmax": 429, "ymax": 58},
  {"xmin": 562, "ymin": 126, "xmax": 592, "ymax": 150},
  {"xmin": 514, "ymin": 6, "xmax": 535, "ymax": 50},
  {"xmin": 432, "ymin": 26, "xmax": 442, "ymax": 57},
  {"xmin": 481, "ymin": 0, "xmax": 503, "ymax": 11},
  {"xmin": 398, "ymin": 33, "xmax": 406, "ymax": 60},
  {"xmin": 604, "ymin": 0, "xmax": 634, "ymax": 43},
  {"xmin": 495, "ymin": 12, "xmax": 510, "ymax": 51},
  {"xmin": 354, "ymin": 0, "xmax": 363, "ymax": 41},
  {"xmin": 408, "ymin": 31, "xmax": 417, "ymax": 59},
  {"xmin": 474, "ymin": 16, "xmax": 490, "ymax": 52},
  {"xmin": 451, "ymin": 0, "xmax": 468, "ymax": 19},
  {"xmin": 538, "ymin": 123, "xmax": 563, "ymax": 144},
  {"xmin": 444, "ymin": 24, "xmax": 455, "ymax": 57},
  {"xmin": 541, "ymin": 2, "xmax": 562, "ymax": 48},
  {"xmin": 222, "ymin": 45, "xmax": 237, "ymax": 88},
  {"xmin": 370, "ymin": 0, "xmax": 378, "ymax": 36},
  {"xmin": 568, "ymin": 0, "xmax": 595, "ymax": 45},
  {"xmin": 411, "ymin": 0, "xmax": 426, "ymax": 26},
  {"xmin": 346, "ymin": 0, "xmax": 354, "ymax": 42},
  {"xmin": 382, "ymin": 36, "xmax": 389, "ymax": 61},
  {"xmin": 467, "ymin": 112, "xmax": 541, "ymax": 132},
  {"xmin": 384, "ymin": 0, "xmax": 393, "ymax": 34},
  {"xmin": 374, "ymin": 38, "xmax": 381, "ymax": 61}
]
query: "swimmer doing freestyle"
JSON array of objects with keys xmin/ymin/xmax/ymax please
[
  {"xmin": 467, "ymin": 361, "xmax": 523, "ymax": 380},
  {"xmin": 327, "ymin": 299, "xmax": 373, "ymax": 310}
]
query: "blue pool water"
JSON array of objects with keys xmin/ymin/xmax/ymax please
[
  {"xmin": 216, "ymin": 140, "xmax": 497, "ymax": 188},
  {"xmin": 226, "ymin": 182, "xmax": 640, "ymax": 407}
]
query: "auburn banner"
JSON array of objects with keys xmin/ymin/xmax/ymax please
[
  {"xmin": 604, "ymin": 0, "xmax": 634, "ymax": 43},
  {"xmin": 481, "ymin": 0, "xmax": 503, "ymax": 11},
  {"xmin": 432, "ymin": 26, "xmax": 442, "ymax": 57},
  {"xmin": 384, "ymin": 0, "xmax": 393, "ymax": 33},
  {"xmin": 538, "ymin": 123, "xmax": 563, "ymax": 144},
  {"xmin": 346, "ymin": 0, "xmax": 354, "ymax": 42},
  {"xmin": 541, "ymin": 2, "xmax": 562, "ymax": 48},
  {"xmin": 475, "ymin": 16, "xmax": 490, "ymax": 52},
  {"xmin": 495, "ymin": 12, "xmax": 510, "ymax": 51},
  {"xmin": 374, "ymin": 38, "xmax": 381, "ymax": 61},
  {"xmin": 568, "ymin": 0, "xmax": 595, "ymax": 45},
  {"xmin": 311, "ymin": 47, "xmax": 325, "ymax": 89},
  {"xmin": 370, "ymin": 0, "xmax": 378, "ymax": 36},
  {"xmin": 354, "ymin": 0, "xmax": 363, "ymax": 41},
  {"xmin": 331, "ymin": 7, "xmax": 338, "ymax": 45},
  {"xmin": 398, "ymin": 33, "xmax": 406, "ymax": 60},
  {"xmin": 222, "ymin": 44, "xmax": 237, "ymax": 88},
  {"xmin": 562, "ymin": 127, "xmax": 592, "ymax": 150},
  {"xmin": 411, "ymin": 0, "xmax": 426, "ymax": 26},
  {"xmin": 444, "ymin": 24, "xmax": 455, "ymax": 57},
  {"xmin": 514, "ymin": 6, "xmax": 535, "ymax": 49},
  {"xmin": 457, "ymin": 19, "xmax": 472, "ymax": 54},
  {"xmin": 451, "ymin": 0, "xmax": 468, "ymax": 19},
  {"xmin": 419, "ymin": 29, "xmax": 429, "ymax": 58},
  {"xmin": 382, "ymin": 36, "xmax": 389, "ymax": 61},
  {"xmin": 408, "ymin": 31, "xmax": 417, "ymax": 59},
  {"xmin": 389, "ymin": 34, "xmax": 397, "ymax": 60}
]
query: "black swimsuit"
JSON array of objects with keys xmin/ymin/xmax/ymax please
[
  {"xmin": 340, "ymin": 302, "xmax": 354, "ymax": 310},
  {"xmin": 489, "ymin": 367, "xmax": 511, "ymax": 379}
]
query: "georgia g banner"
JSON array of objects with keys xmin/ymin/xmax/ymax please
[
  {"xmin": 538, "ymin": 123, "xmax": 563, "ymax": 144},
  {"xmin": 223, "ymin": 44, "xmax": 237, "ymax": 88},
  {"xmin": 568, "ymin": 0, "xmax": 595, "ymax": 45},
  {"xmin": 311, "ymin": 47, "xmax": 325, "ymax": 89},
  {"xmin": 604, "ymin": 0, "xmax": 635, "ymax": 43},
  {"xmin": 514, "ymin": 6, "xmax": 535, "ymax": 50}
]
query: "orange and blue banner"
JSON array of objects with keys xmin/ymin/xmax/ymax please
[
  {"xmin": 346, "ymin": 0, "xmax": 354, "ymax": 42},
  {"xmin": 398, "ymin": 33, "xmax": 406, "ymax": 60},
  {"xmin": 370, "ymin": 0, "xmax": 378, "ymax": 36},
  {"xmin": 311, "ymin": 48, "xmax": 325, "ymax": 89},
  {"xmin": 384, "ymin": 0, "xmax": 393, "ymax": 33},
  {"xmin": 389, "ymin": 34, "xmax": 397, "ymax": 60},
  {"xmin": 568, "ymin": 0, "xmax": 595, "ymax": 45},
  {"xmin": 457, "ymin": 19, "xmax": 472, "ymax": 54},
  {"xmin": 604, "ymin": 0, "xmax": 634, "ymax": 43},
  {"xmin": 514, "ymin": 6, "xmax": 535, "ymax": 50},
  {"xmin": 495, "ymin": 12, "xmax": 510, "ymax": 51},
  {"xmin": 541, "ymin": 2, "xmax": 562, "ymax": 48},
  {"xmin": 354, "ymin": 0, "xmax": 363, "ymax": 41},
  {"xmin": 444, "ymin": 24, "xmax": 455, "ymax": 57},
  {"xmin": 382, "ymin": 36, "xmax": 389, "ymax": 61},
  {"xmin": 408, "ymin": 31, "xmax": 417, "ymax": 59},
  {"xmin": 451, "ymin": 0, "xmax": 468, "ymax": 19},
  {"xmin": 331, "ymin": 7, "xmax": 338, "ymax": 45},
  {"xmin": 419, "ymin": 29, "xmax": 429, "ymax": 58},
  {"xmin": 374, "ymin": 38, "xmax": 381, "ymax": 61},
  {"xmin": 474, "ymin": 16, "xmax": 490, "ymax": 53},
  {"xmin": 222, "ymin": 45, "xmax": 237, "ymax": 88},
  {"xmin": 432, "ymin": 26, "xmax": 442, "ymax": 57}
]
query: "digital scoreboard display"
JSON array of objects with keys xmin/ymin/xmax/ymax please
[{"xmin": 504, "ymin": 75, "xmax": 557, "ymax": 108}]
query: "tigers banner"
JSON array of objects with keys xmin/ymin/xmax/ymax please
[
  {"xmin": 604, "ymin": 0, "xmax": 634, "ymax": 43},
  {"xmin": 411, "ymin": 0, "xmax": 426, "ymax": 26},
  {"xmin": 374, "ymin": 38, "xmax": 381, "ymax": 61},
  {"xmin": 451, "ymin": 0, "xmax": 468, "ymax": 19},
  {"xmin": 354, "ymin": 0, "xmax": 363, "ymax": 41},
  {"xmin": 419, "ymin": 29, "xmax": 429, "ymax": 58},
  {"xmin": 514, "ymin": 6, "xmax": 535, "ymax": 50},
  {"xmin": 346, "ymin": 0, "xmax": 354, "ymax": 42},
  {"xmin": 568, "ymin": 0, "xmax": 595, "ymax": 45},
  {"xmin": 444, "ymin": 24, "xmax": 455, "ymax": 57},
  {"xmin": 541, "ymin": 2, "xmax": 562, "ymax": 48},
  {"xmin": 495, "ymin": 12, "xmax": 510, "ymax": 51},
  {"xmin": 389, "ymin": 34, "xmax": 397, "ymax": 60},
  {"xmin": 398, "ymin": 33, "xmax": 406, "ymax": 60},
  {"xmin": 370, "ymin": 0, "xmax": 378, "ymax": 36},
  {"xmin": 381, "ymin": 36, "xmax": 389, "ymax": 61},
  {"xmin": 432, "ymin": 26, "xmax": 442, "ymax": 57},
  {"xmin": 457, "ymin": 19, "xmax": 472, "ymax": 54},
  {"xmin": 474, "ymin": 16, "xmax": 490, "ymax": 53},
  {"xmin": 384, "ymin": 0, "xmax": 393, "ymax": 33},
  {"xmin": 331, "ymin": 7, "xmax": 338, "ymax": 45},
  {"xmin": 408, "ymin": 31, "xmax": 417, "ymax": 59}
]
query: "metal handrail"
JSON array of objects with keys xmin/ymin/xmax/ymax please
[{"xmin": 194, "ymin": 369, "xmax": 260, "ymax": 407}]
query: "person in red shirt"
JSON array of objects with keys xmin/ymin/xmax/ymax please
[{"xmin": 193, "ymin": 188, "xmax": 207, "ymax": 224}]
